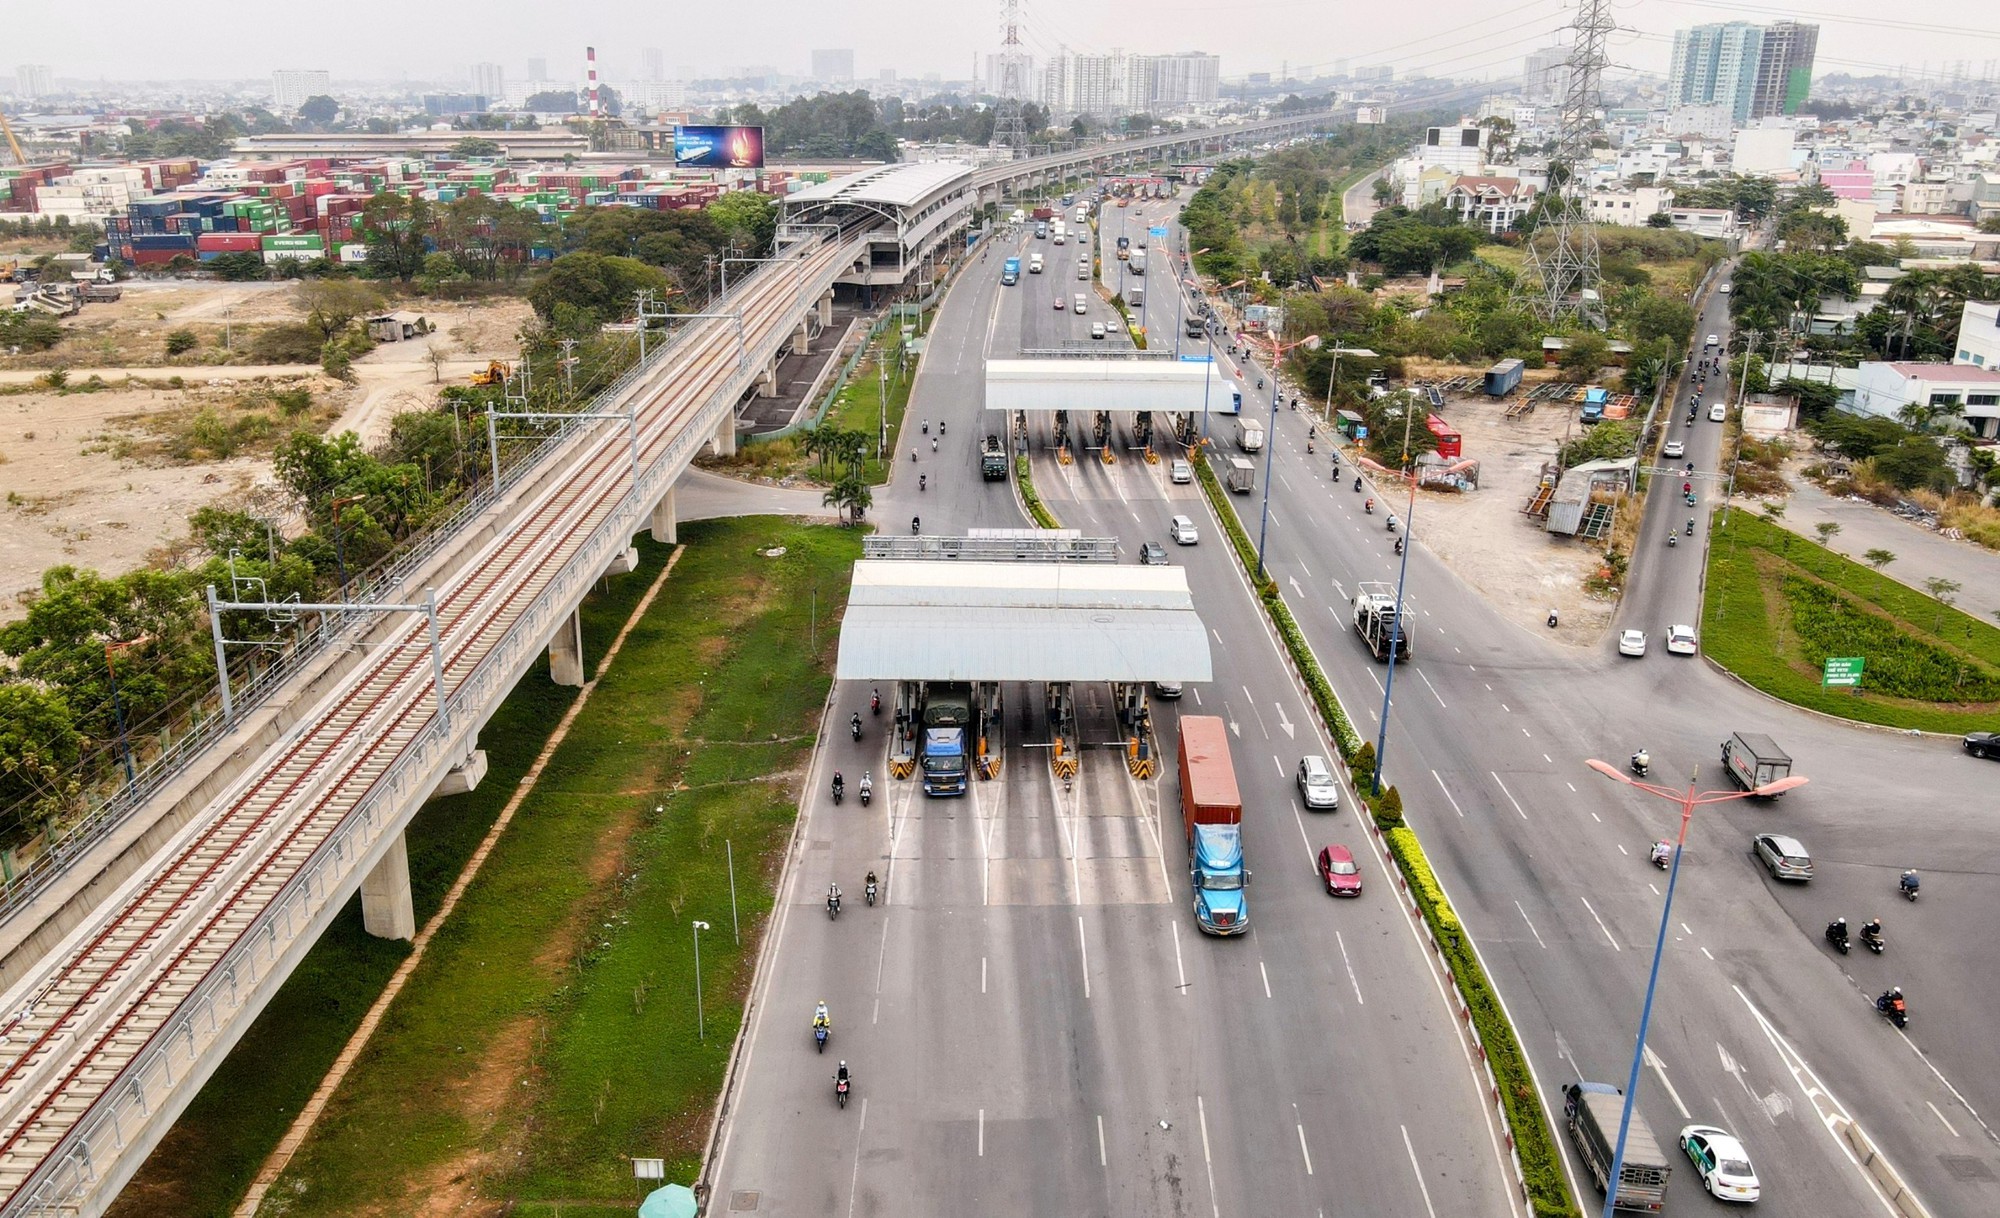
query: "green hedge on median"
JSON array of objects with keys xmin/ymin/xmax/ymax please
[
  {"xmin": 1016, "ymin": 454, "xmax": 1061, "ymax": 529},
  {"xmin": 1198, "ymin": 446, "xmax": 1578, "ymax": 1218}
]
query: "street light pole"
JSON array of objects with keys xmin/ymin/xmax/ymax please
[
  {"xmin": 1241, "ymin": 328, "xmax": 1323, "ymax": 579},
  {"xmin": 1582, "ymin": 761, "xmax": 1808, "ymax": 1218},
  {"xmin": 1369, "ymin": 399, "xmax": 1420, "ymax": 794},
  {"xmin": 691, "ymin": 920, "xmax": 711, "ymax": 1041}
]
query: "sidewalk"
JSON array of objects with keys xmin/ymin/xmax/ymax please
[{"xmin": 1773, "ymin": 474, "xmax": 2000, "ymax": 623}]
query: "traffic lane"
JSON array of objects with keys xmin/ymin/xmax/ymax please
[{"xmin": 1049, "ymin": 442, "xmax": 1524, "ymax": 1214}]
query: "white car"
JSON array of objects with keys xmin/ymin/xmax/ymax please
[
  {"xmin": 1680, "ymin": 1124, "xmax": 1760, "ymax": 1202},
  {"xmin": 1170, "ymin": 514, "xmax": 1199, "ymax": 545},
  {"xmin": 1170, "ymin": 458, "xmax": 1193, "ymax": 484},
  {"xmin": 1618, "ymin": 629, "xmax": 1647, "ymax": 657},
  {"xmin": 1091, "ymin": 322, "xmax": 1106, "ymax": 340},
  {"xmin": 1705, "ymin": 333, "xmax": 1719, "ymax": 348},
  {"xmin": 1709, "ymin": 402, "xmax": 1727, "ymax": 422},
  {"xmin": 1719, "ymin": 282, "xmax": 1732, "ymax": 294},
  {"xmin": 1666, "ymin": 625, "xmax": 1698, "ymax": 655},
  {"xmin": 1663, "ymin": 439, "xmax": 1685, "ymax": 459}
]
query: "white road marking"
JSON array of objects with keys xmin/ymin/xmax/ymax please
[
  {"xmin": 981, "ymin": 956, "xmax": 987, "ymax": 994},
  {"xmin": 1242, "ymin": 690, "xmax": 1270, "ymax": 737},
  {"xmin": 1416, "ymin": 667, "xmax": 1447, "ymax": 707},
  {"xmin": 1078, "ymin": 915, "xmax": 1091, "ymax": 999},
  {"xmin": 1367, "ymin": 668, "xmax": 1385, "ymax": 694},
  {"xmin": 1332, "ymin": 579, "xmax": 1347, "ymax": 598},
  {"xmin": 1515, "ymin": 900, "xmax": 1548, "ymax": 949},
  {"xmin": 1680, "ymin": 922, "xmax": 1693, "ymax": 937},
  {"xmin": 1298, "ymin": 558, "xmax": 1312, "ymax": 578},
  {"xmin": 872, "ymin": 919, "xmax": 890, "ymax": 1025},
  {"xmin": 1928, "ymin": 1101, "xmax": 1960, "ymax": 1137},
  {"xmin": 1402, "ymin": 1125, "xmax": 1440, "ymax": 1218},
  {"xmin": 978, "ymin": 1107, "xmax": 986, "ymax": 1156},
  {"xmin": 1260, "ymin": 960, "xmax": 1274, "ymax": 999},
  {"xmin": 1336, "ymin": 930, "xmax": 1365, "ymax": 1004},
  {"xmin": 1290, "ymin": 798, "xmax": 1316, "ymax": 863},
  {"xmin": 1296, "ymin": 1111, "xmax": 1315, "ymax": 1175},
  {"xmin": 1542, "ymin": 754, "xmax": 1552, "ymax": 764},
  {"xmin": 1701, "ymin": 947, "xmax": 1715, "ymax": 960},
  {"xmin": 1198, "ymin": 1095, "xmax": 1221, "ymax": 1218},
  {"xmin": 1273, "ymin": 754, "xmax": 1285, "ymax": 776},
  {"xmin": 1172, "ymin": 919, "xmax": 1188, "ymax": 994},
  {"xmin": 1522, "ymin": 727, "xmax": 1532, "ymax": 738},
  {"xmin": 1566, "ymin": 782, "xmax": 1577, "ymax": 792},
  {"xmin": 1489, "ymin": 772, "xmax": 1529, "ymax": 819},
  {"xmin": 1274, "ymin": 702, "xmax": 1296, "ymax": 739},
  {"xmin": 1644, "ymin": 1044, "xmax": 1692, "ymax": 1119},
  {"xmin": 845, "ymin": 1098, "xmax": 870, "ymax": 1218},
  {"xmin": 1098, "ymin": 1113, "xmax": 1108, "ymax": 1165},
  {"xmin": 1500, "ymin": 702, "xmax": 1510, "ymax": 712},
  {"xmin": 1430, "ymin": 770, "xmax": 1466, "ymax": 818},
  {"xmin": 1580, "ymin": 896, "xmax": 1621, "ymax": 950}
]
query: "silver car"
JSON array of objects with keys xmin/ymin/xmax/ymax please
[
  {"xmin": 1297, "ymin": 755, "xmax": 1340, "ymax": 810},
  {"xmin": 1753, "ymin": 833, "xmax": 1813, "ymax": 881}
]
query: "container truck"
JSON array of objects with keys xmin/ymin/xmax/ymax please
[
  {"xmin": 1129, "ymin": 250, "xmax": 1147, "ymax": 275},
  {"xmin": 1001, "ymin": 256, "xmax": 1020, "ymax": 285},
  {"xmin": 1580, "ymin": 386, "xmax": 1608, "ymax": 425},
  {"xmin": 1235, "ymin": 417, "xmax": 1265, "ymax": 452},
  {"xmin": 1178, "ymin": 715, "xmax": 1249, "ymax": 935},
  {"xmin": 980, "ymin": 434, "xmax": 1009, "ymax": 481},
  {"xmin": 1225, "ymin": 456, "xmax": 1256, "ymax": 493},
  {"xmin": 919, "ymin": 682, "xmax": 974, "ymax": 796},
  {"xmin": 1720, "ymin": 732, "xmax": 1792, "ymax": 795},
  {"xmin": 1562, "ymin": 1081, "xmax": 1671, "ymax": 1212},
  {"xmin": 1352, "ymin": 582, "xmax": 1412, "ymax": 662}
]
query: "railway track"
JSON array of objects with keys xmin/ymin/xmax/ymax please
[{"xmin": 0, "ymin": 235, "xmax": 854, "ymax": 1212}]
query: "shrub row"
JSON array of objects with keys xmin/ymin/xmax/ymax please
[
  {"xmin": 1782, "ymin": 575, "xmax": 2000, "ymax": 702},
  {"xmin": 1016, "ymin": 454, "xmax": 1061, "ymax": 529},
  {"xmin": 1194, "ymin": 445, "xmax": 1578, "ymax": 1218}
]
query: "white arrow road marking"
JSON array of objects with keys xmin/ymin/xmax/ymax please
[
  {"xmin": 1274, "ymin": 702, "xmax": 1295, "ymax": 739},
  {"xmin": 1289, "ymin": 575, "xmax": 1304, "ymax": 597},
  {"xmin": 1644, "ymin": 1045, "xmax": 1692, "ymax": 1119}
]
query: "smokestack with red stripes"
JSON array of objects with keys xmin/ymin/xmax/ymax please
[{"xmin": 586, "ymin": 45, "xmax": 600, "ymax": 117}]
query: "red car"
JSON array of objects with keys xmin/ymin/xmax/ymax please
[{"xmin": 1317, "ymin": 844, "xmax": 1362, "ymax": 896}]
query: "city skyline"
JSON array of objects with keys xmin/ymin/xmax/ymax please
[{"xmin": 8, "ymin": 0, "xmax": 1998, "ymax": 90}]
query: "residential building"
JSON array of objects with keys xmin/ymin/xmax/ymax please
[
  {"xmin": 1666, "ymin": 21, "xmax": 1816, "ymax": 123},
  {"xmin": 1665, "ymin": 206, "xmax": 1738, "ymax": 239},
  {"xmin": 643, "ymin": 48, "xmax": 664, "ymax": 82},
  {"xmin": 984, "ymin": 53, "xmax": 1036, "ymax": 96},
  {"xmin": 1444, "ymin": 176, "xmax": 1537, "ymax": 233},
  {"xmin": 812, "ymin": 50, "xmax": 855, "ymax": 82},
  {"xmin": 1037, "ymin": 49, "xmax": 1218, "ymax": 119},
  {"xmin": 1353, "ymin": 65, "xmax": 1394, "ymax": 83},
  {"xmin": 1398, "ymin": 126, "xmax": 1487, "ymax": 207},
  {"xmin": 16, "ymin": 64, "xmax": 54, "ymax": 100},
  {"xmin": 1849, "ymin": 361, "xmax": 2000, "ymax": 439},
  {"xmin": 1732, "ymin": 126, "xmax": 1795, "ymax": 174},
  {"xmin": 527, "ymin": 57, "xmax": 548, "ymax": 83},
  {"xmin": 1955, "ymin": 301, "xmax": 2000, "ymax": 370},
  {"xmin": 1663, "ymin": 103, "xmax": 1732, "ymax": 142},
  {"xmin": 424, "ymin": 94, "xmax": 488, "ymax": 116},
  {"xmin": 470, "ymin": 63, "xmax": 506, "ymax": 105},
  {"xmin": 1588, "ymin": 185, "xmax": 1675, "ymax": 227},
  {"xmin": 1968, "ymin": 172, "xmax": 2000, "ymax": 224},
  {"xmin": 1522, "ymin": 42, "xmax": 1570, "ymax": 105},
  {"xmin": 272, "ymin": 69, "xmax": 331, "ymax": 111}
]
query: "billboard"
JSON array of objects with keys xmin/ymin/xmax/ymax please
[{"xmin": 674, "ymin": 125, "xmax": 765, "ymax": 169}]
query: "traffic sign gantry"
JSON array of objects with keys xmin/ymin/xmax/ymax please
[{"xmin": 1823, "ymin": 656, "xmax": 1865, "ymax": 688}]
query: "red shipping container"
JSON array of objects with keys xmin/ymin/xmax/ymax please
[
  {"xmin": 130, "ymin": 248, "xmax": 190, "ymax": 266},
  {"xmin": 197, "ymin": 233, "xmax": 263, "ymax": 252}
]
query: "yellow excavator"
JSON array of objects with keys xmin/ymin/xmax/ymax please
[{"xmin": 470, "ymin": 360, "xmax": 511, "ymax": 387}]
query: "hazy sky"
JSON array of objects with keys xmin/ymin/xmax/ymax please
[{"xmin": 11, "ymin": 0, "xmax": 2000, "ymax": 88}]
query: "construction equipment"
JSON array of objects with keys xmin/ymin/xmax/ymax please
[
  {"xmin": 0, "ymin": 107, "xmax": 26, "ymax": 166},
  {"xmin": 470, "ymin": 360, "xmax": 511, "ymax": 387}
]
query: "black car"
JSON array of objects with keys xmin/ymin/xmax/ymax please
[
  {"xmin": 1139, "ymin": 541, "xmax": 1168, "ymax": 565},
  {"xmin": 1965, "ymin": 732, "xmax": 2000, "ymax": 760}
]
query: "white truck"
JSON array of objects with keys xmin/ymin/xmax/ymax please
[
  {"xmin": 1225, "ymin": 456, "xmax": 1256, "ymax": 493},
  {"xmin": 1235, "ymin": 417, "xmax": 1264, "ymax": 452},
  {"xmin": 1029, "ymin": 252, "xmax": 1044, "ymax": 274}
]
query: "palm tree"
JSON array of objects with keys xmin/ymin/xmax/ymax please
[{"xmin": 823, "ymin": 474, "xmax": 872, "ymax": 525}]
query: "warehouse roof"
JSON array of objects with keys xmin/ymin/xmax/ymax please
[
  {"xmin": 784, "ymin": 161, "xmax": 974, "ymax": 210},
  {"xmin": 835, "ymin": 560, "xmax": 1213, "ymax": 682}
]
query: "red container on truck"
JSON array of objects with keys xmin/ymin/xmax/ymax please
[
  {"xmin": 1177, "ymin": 715, "xmax": 1243, "ymax": 844},
  {"xmin": 1031, "ymin": 206, "xmax": 1055, "ymax": 221}
]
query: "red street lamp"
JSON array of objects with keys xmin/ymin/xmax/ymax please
[{"xmin": 1581, "ymin": 759, "xmax": 1808, "ymax": 1218}]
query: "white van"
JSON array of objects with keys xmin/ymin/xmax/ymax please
[
  {"xmin": 1708, "ymin": 402, "xmax": 1727, "ymax": 422},
  {"xmin": 1170, "ymin": 514, "xmax": 1199, "ymax": 545}
]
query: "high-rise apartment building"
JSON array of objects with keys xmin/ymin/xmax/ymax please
[
  {"xmin": 470, "ymin": 63, "xmax": 506, "ymax": 105},
  {"xmin": 272, "ymin": 69, "xmax": 332, "ymax": 111},
  {"xmin": 642, "ymin": 48, "xmax": 664, "ymax": 82},
  {"xmin": 15, "ymin": 64, "xmax": 54, "ymax": 99},
  {"xmin": 1037, "ymin": 50, "xmax": 1218, "ymax": 120},
  {"xmin": 1666, "ymin": 21, "xmax": 1816, "ymax": 124},
  {"xmin": 812, "ymin": 49, "xmax": 855, "ymax": 82},
  {"xmin": 1521, "ymin": 42, "xmax": 1570, "ymax": 105}
]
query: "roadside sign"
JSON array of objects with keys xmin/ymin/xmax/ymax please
[
  {"xmin": 1149, "ymin": 226, "xmax": 1169, "ymax": 238},
  {"xmin": 1823, "ymin": 657, "xmax": 1864, "ymax": 688},
  {"xmin": 633, "ymin": 1158, "xmax": 666, "ymax": 1180},
  {"xmin": 1355, "ymin": 425, "xmax": 1369, "ymax": 440},
  {"xmin": 1180, "ymin": 354, "xmax": 1215, "ymax": 363}
]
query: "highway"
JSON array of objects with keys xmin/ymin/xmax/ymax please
[
  {"xmin": 1147, "ymin": 197, "xmax": 2000, "ymax": 1215},
  {"xmin": 708, "ymin": 192, "xmax": 1523, "ymax": 1217}
]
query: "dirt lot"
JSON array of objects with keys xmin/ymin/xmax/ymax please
[
  {"xmin": 0, "ymin": 288, "xmax": 534, "ymax": 621},
  {"xmin": 1373, "ymin": 376, "xmax": 1620, "ymax": 644}
]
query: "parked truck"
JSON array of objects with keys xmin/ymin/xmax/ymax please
[
  {"xmin": 1235, "ymin": 417, "xmax": 1264, "ymax": 452},
  {"xmin": 1720, "ymin": 731, "xmax": 1792, "ymax": 795},
  {"xmin": 1580, "ymin": 386, "xmax": 1608, "ymax": 425},
  {"xmin": 1562, "ymin": 1081, "xmax": 1671, "ymax": 1212},
  {"xmin": 1225, "ymin": 456, "xmax": 1256, "ymax": 493},
  {"xmin": 980, "ymin": 434, "xmax": 1009, "ymax": 481},
  {"xmin": 1352, "ymin": 582, "xmax": 1412, "ymax": 663},
  {"xmin": 1178, "ymin": 715, "xmax": 1249, "ymax": 935},
  {"xmin": 1483, "ymin": 357, "xmax": 1525, "ymax": 397},
  {"xmin": 919, "ymin": 682, "xmax": 975, "ymax": 797},
  {"xmin": 1002, "ymin": 256, "xmax": 1021, "ymax": 286}
]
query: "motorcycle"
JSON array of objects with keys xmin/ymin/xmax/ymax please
[
  {"xmin": 1685, "ymin": 415, "xmax": 1694, "ymax": 428},
  {"xmin": 1547, "ymin": 608, "xmax": 1560, "ymax": 629},
  {"xmin": 1631, "ymin": 750, "xmax": 1651, "ymax": 777},
  {"xmin": 1826, "ymin": 921, "xmax": 1851, "ymax": 955},
  {"xmin": 922, "ymin": 420, "xmax": 930, "ymax": 435},
  {"xmin": 911, "ymin": 516, "xmax": 922, "ymax": 535},
  {"xmin": 939, "ymin": 420, "xmax": 946, "ymax": 436},
  {"xmin": 1386, "ymin": 514, "xmax": 1399, "ymax": 532},
  {"xmin": 871, "ymin": 688, "xmax": 881, "ymax": 716},
  {"xmin": 866, "ymin": 877, "xmax": 878, "ymax": 906},
  {"xmin": 1876, "ymin": 990, "xmax": 1908, "ymax": 1029},
  {"xmin": 827, "ymin": 886, "xmax": 842, "ymax": 920},
  {"xmin": 919, "ymin": 474, "xmax": 927, "ymax": 492},
  {"xmin": 1364, "ymin": 498, "xmax": 1375, "ymax": 515},
  {"xmin": 815, "ymin": 1023, "xmax": 830, "ymax": 1053},
  {"xmin": 1393, "ymin": 537, "xmax": 1404, "ymax": 556},
  {"xmin": 831, "ymin": 774, "xmax": 845, "ymax": 806},
  {"xmin": 1649, "ymin": 841, "xmax": 1671, "ymax": 870},
  {"xmin": 1667, "ymin": 534, "xmax": 1677, "ymax": 548},
  {"xmin": 835, "ymin": 1066, "xmax": 852, "ymax": 1107},
  {"xmin": 1685, "ymin": 519, "xmax": 1695, "ymax": 536},
  {"xmin": 850, "ymin": 714, "xmax": 863, "ymax": 742},
  {"xmin": 1861, "ymin": 925, "xmax": 1884, "ymax": 955},
  {"xmin": 1353, "ymin": 478, "xmax": 1363, "ymax": 493},
  {"xmin": 1684, "ymin": 492, "xmax": 1698, "ymax": 508},
  {"xmin": 1900, "ymin": 870, "xmax": 1920, "ymax": 902}
]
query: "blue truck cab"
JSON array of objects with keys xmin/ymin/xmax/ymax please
[
  {"xmin": 1190, "ymin": 824, "xmax": 1250, "ymax": 934},
  {"xmin": 1580, "ymin": 386, "xmax": 1608, "ymax": 425},
  {"xmin": 918, "ymin": 683, "xmax": 973, "ymax": 796},
  {"xmin": 1002, "ymin": 256, "xmax": 1020, "ymax": 285}
]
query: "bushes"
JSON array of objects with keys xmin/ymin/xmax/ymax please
[
  {"xmin": 1015, "ymin": 455, "xmax": 1060, "ymax": 529},
  {"xmin": 164, "ymin": 328, "xmax": 199, "ymax": 356},
  {"xmin": 250, "ymin": 322, "xmax": 326, "ymax": 365},
  {"xmin": 1780, "ymin": 575, "xmax": 2000, "ymax": 702}
]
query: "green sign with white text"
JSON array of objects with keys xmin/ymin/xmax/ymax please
[{"xmin": 1823, "ymin": 656, "xmax": 1864, "ymax": 688}]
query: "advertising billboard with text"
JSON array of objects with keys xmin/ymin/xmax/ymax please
[{"xmin": 673, "ymin": 125, "xmax": 766, "ymax": 169}]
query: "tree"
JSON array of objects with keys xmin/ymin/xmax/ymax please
[
  {"xmin": 164, "ymin": 329, "xmax": 198, "ymax": 356},
  {"xmin": 526, "ymin": 252, "xmax": 669, "ymax": 327},
  {"xmin": 1629, "ymin": 295, "xmax": 1695, "ymax": 346},
  {"xmin": 1559, "ymin": 332, "xmax": 1611, "ymax": 383},
  {"xmin": 1814, "ymin": 521, "xmax": 1841, "ymax": 546},
  {"xmin": 1923, "ymin": 577, "xmax": 1962, "ymax": 632},
  {"xmin": 452, "ymin": 136, "xmax": 501, "ymax": 159},
  {"xmin": 294, "ymin": 278, "xmax": 383, "ymax": 341},
  {"xmin": 1979, "ymin": 215, "xmax": 2000, "ymax": 236},
  {"xmin": 297, "ymin": 95, "xmax": 340, "ymax": 127},
  {"xmin": 525, "ymin": 90, "xmax": 580, "ymax": 112},
  {"xmin": 1863, "ymin": 548, "xmax": 1896, "ymax": 570},
  {"xmin": 0, "ymin": 684, "xmax": 83, "ymax": 837},
  {"xmin": 1872, "ymin": 435, "xmax": 1954, "ymax": 493},
  {"xmin": 356, "ymin": 192, "xmax": 435, "ymax": 282},
  {"xmin": 822, "ymin": 473, "xmax": 872, "ymax": 524},
  {"xmin": 1645, "ymin": 212, "xmax": 1674, "ymax": 228},
  {"xmin": 206, "ymin": 250, "xmax": 268, "ymax": 281},
  {"xmin": 706, "ymin": 191, "xmax": 777, "ymax": 255}
]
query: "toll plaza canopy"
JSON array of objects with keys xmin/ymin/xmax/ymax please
[
  {"xmin": 985, "ymin": 357, "xmax": 1238, "ymax": 415},
  {"xmin": 835, "ymin": 559, "xmax": 1214, "ymax": 683}
]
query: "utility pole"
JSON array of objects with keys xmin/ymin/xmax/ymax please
[
  {"xmin": 989, "ymin": 0, "xmax": 1028, "ymax": 156},
  {"xmin": 1516, "ymin": 0, "xmax": 1614, "ymax": 327}
]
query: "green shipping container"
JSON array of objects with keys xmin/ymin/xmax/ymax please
[{"xmin": 263, "ymin": 235, "xmax": 322, "ymax": 251}]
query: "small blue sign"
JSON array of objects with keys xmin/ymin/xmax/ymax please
[
  {"xmin": 1149, "ymin": 226, "xmax": 1169, "ymax": 238},
  {"xmin": 1180, "ymin": 354, "xmax": 1214, "ymax": 363},
  {"xmin": 1355, "ymin": 425, "xmax": 1370, "ymax": 439}
]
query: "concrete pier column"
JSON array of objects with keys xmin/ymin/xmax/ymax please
[
  {"xmin": 361, "ymin": 832, "xmax": 417, "ymax": 940},
  {"xmin": 713, "ymin": 412, "xmax": 739, "ymax": 457},
  {"xmin": 606, "ymin": 544, "xmax": 639, "ymax": 576},
  {"xmin": 758, "ymin": 355, "xmax": 780, "ymax": 399},
  {"xmin": 818, "ymin": 290, "xmax": 834, "ymax": 327},
  {"xmin": 795, "ymin": 318, "xmax": 811, "ymax": 355},
  {"xmin": 548, "ymin": 607, "xmax": 585, "ymax": 687},
  {"xmin": 650, "ymin": 486, "xmax": 678, "ymax": 545}
]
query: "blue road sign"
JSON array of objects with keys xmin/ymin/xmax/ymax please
[
  {"xmin": 1180, "ymin": 354, "xmax": 1215, "ymax": 363},
  {"xmin": 1149, "ymin": 226, "xmax": 1169, "ymax": 238}
]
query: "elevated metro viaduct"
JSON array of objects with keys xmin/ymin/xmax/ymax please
[
  {"xmin": 835, "ymin": 536, "xmax": 1213, "ymax": 789},
  {"xmin": 983, "ymin": 355, "xmax": 1243, "ymax": 463}
]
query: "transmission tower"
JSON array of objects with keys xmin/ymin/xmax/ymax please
[
  {"xmin": 990, "ymin": 0, "xmax": 1029, "ymax": 155},
  {"xmin": 1517, "ymin": 0, "xmax": 1615, "ymax": 326}
]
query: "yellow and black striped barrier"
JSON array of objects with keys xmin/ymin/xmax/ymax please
[
  {"xmin": 1126, "ymin": 735, "xmax": 1157, "ymax": 778},
  {"xmin": 1144, "ymin": 448, "xmax": 1160, "ymax": 464},
  {"xmin": 1050, "ymin": 739, "xmax": 1078, "ymax": 781},
  {"xmin": 1101, "ymin": 446, "xmax": 1117, "ymax": 465},
  {"xmin": 889, "ymin": 754, "xmax": 916, "ymax": 780}
]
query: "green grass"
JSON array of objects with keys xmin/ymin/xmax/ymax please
[
  {"xmin": 818, "ymin": 333, "xmax": 919, "ymax": 485},
  {"xmin": 1702, "ymin": 511, "xmax": 2000, "ymax": 731},
  {"xmin": 247, "ymin": 518, "xmax": 859, "ymax": 1215},
  {"xmin": 111, "ymin": 540, "xmax": 666, "ymax": 1218}
]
